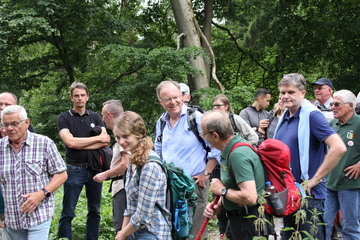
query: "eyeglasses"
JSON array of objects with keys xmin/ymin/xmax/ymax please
[
  {"xmin": 200, "ymin": 131, "xmax": 214, "ymax": 138},
  {"xmin": 330, "ymin": 102, "xmax": 349, "ymax": 107},
  {"xmin": 1, "ymin": 120, "xmax": 25, "ymax": 129},
  {"xmin": 161, "ymin": 95, "xmax": 181, "ymax": 104},
  {"xmin": 212, "ymin": 104, "xmax": 225, "ymax": 108}
]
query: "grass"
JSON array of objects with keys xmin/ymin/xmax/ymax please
[{"xmin": 49, "ymin": 181, "xmax": 219, "ymax": 239}]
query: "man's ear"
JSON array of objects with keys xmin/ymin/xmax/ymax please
[{"xmin": 212, "ymin": 131, "xmax": 220, "ymax": 141}]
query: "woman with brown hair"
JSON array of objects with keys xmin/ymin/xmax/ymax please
[{"xmin": 114, "ymin": 111, "xmax": 171, "ymax": 240}]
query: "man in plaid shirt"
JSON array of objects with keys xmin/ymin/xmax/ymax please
[{"xmin": 0, "ymin": 105, "xmax": 67, "ymax": 240}]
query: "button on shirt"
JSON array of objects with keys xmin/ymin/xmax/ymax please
[
  {"xmin": 0, "ymin": 131, "xmax": 67, "ymax": 229},
  {"xmin": 124, "ymin": 151, "xmax": 171, "ymax": 239},
  {"xmin": 154, "ymin": 105, "xmax": 220, "ymax": 176}
]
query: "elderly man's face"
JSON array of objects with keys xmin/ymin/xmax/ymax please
[
  {"xmin": 332, "ymin": 96, "xmax": 353, "ymax": 121},
  {"xmin": 313, "ymin": 84, "xmax": 332, "ymax": 103},
  {"xmin": 1, "ymin": 113, "xmax": 29, "ymax": 144},
  {"xmin": 0, "ymin": 93, "xmax": 16, "ymax": 112},
  {"xmin": 158, "ymin": 84, "xmax": 183, "ymax": 116}
]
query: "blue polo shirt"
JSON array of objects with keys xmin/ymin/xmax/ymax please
[
  {"xmin": 57, "ymin": 108, "xmax": 104, "ymax": 163},
  {"xmin": 275, "ymin": 107, "xmax": 335, "ymax": 199}
]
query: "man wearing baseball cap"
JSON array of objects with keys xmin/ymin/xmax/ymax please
[
  {"xmin": 311, "ymin": 78, "xmax": 334, "ymax": 121},
  {"xmin": 179, "ymin": 83, "xmax": 191, "ymax": 106}
]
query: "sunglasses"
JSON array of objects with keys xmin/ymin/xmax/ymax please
[{"xmin": 330, "ymin": 102, "xmax": 349, "ymax": 107}]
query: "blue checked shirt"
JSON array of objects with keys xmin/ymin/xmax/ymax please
[
  {"xmin": 0, "ymin": 131, "xmax": 66, "ymax": 229},
  {"xmin": 124, "ymin": 151, "xmax": 171, "ymax": 239}
]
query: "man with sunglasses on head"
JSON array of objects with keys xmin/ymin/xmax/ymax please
[
  {"xmin": 311, "ymin": 78, "xmax": 334, "ymax": 121},
  {"xmin": 273, "ymin": 73, "xmax": 346, "ymax": 240}
]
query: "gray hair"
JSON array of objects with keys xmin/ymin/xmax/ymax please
[
  {"xmin": 1, "ymin": 105, "xmax": 27, "ymax": 121},
  {"xmin": 70, "ymin": 82, "xmax": 89, "ymax": 96},
  {"xmin": 103, "ymin": 100, "xmax": 124, "ymax": 118},
  {"xmin": 156, "ymin": 80, "xmax": 181, "ymax": 99},
  {"xmin": 202, "ymin": 110, "xmax": 234, "ymax": 140},
  {"xmin": 333, "ymin": 90, "xmax": 356, "ymax": 111},
  {"xmin": 279, "ymin": 73, "xmax": 307, "ymax": 91}
]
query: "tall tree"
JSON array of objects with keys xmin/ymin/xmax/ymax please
[{"xmin": 170, "ymin": 0, "xmax": 209, "ymax": 91}]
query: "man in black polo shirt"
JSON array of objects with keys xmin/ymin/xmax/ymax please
[{"xmin": 57, "ymin": 82, "xmax": 110, "ymax": 240}]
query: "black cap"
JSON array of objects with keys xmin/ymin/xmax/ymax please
[{"xmin": 311, "ymin": 78, "xmax": 334, "ymax": 89}]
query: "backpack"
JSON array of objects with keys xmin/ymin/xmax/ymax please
[
  {"xmin": 136, "ymin": 156, "xmax": 198, "ymax": 240},
  {"xmin": 87, "ymin": 126, "xmax": 113, "ymax": 172},
  {"xmin": 229, "ymin": 139, "xmax": 302, "ymax": 217},
  {"xmin": 157, "ymin": 107, "xmax": 210, "ymax": 160}
]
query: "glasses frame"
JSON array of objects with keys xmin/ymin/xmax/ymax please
[
  {"xmin": 330, "ymin": 102, "xmax": 349, "ymax": 107},
  {"xmin": 200, "ymin": 131, "xmax": 214, "ymax": 138},
  {"xmin": 0, "ymin": 120, "xmax": 25, "ymax": 129},
  {"xmin": 212, "ymin": 104, "xmax": 225, "ymax": 108},
  {"xmin": 161, "ymin": 95, "xmax": 181, "ymax": 104}
]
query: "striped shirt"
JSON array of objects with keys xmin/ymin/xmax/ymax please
[
  {"xmin": 124, "ymin": 151, "xmax": 171, "ymax": 239},
  {"xmin": 0, "ymin": 131, "xmax": 66, "ymax": 229}
]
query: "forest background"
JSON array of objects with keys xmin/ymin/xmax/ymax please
[{"xmin": 1, "ymin": 0, "xmax": 360, "ymax": 152}]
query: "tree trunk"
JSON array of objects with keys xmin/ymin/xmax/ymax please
[
  {"xmin": 202, "ymin": 0, "xmax": 213, "ymax": 85},
  {"xmin": 170, "ymin": 0, "xmax": 209, "ymax": 91}
]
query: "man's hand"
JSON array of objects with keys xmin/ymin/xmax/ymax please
[
  {"xmin": 301, "ymin": 178, "xmax": 322, "ymax": 196},
  {"xmin": 193, "ymin": 173, "xmax": 210, "ymax": 188},
  {"xmin": 204, "ymin": 200, "xmax": 222, "ymax": 219},
  {"xmin": 344, "ymin": 162, "xmax": 360, "ymax": 179},
  {"xmin": 93, "ymin": 172, "xmax": 108, "ymax": 183},
  {"xmin": 20, "ymin": 191, "xmax": 45, "ymax": 213},
  {"xmin": 210, "ymin": 178, "xmax": 225, "ymax": 196},
  {"xmin": 99, "ymin": 132, "xmax": 111, "ymax": 143},
  {"xmin": 0, "ymin": 220, "xmax": 5, "ymax": 229}
]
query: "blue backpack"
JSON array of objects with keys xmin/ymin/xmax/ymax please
[{"xmin": 136, "ymin": 156, "xmax": 198, "ymax": 239}]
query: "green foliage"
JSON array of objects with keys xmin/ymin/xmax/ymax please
[{"xmin": 49, "ymin": 181, "xmax": 115, "ymax": 240}]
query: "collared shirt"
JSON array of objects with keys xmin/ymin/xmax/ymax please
[
  {"xmin": 328, "ymin": 113, "xmax": 360, "ymax": 190},
  {"xmin": 154, "ymin": 104, "xmax": 220, "ymax": 176},
  {"xmin": 312, "ymin": 97, "xmax": 333, "ymax": 122},
  {"xmin": 275, "ymin": 108, "xmax": 335, "ymax": 199},
  {"xmin": 124, "ymin": 151, "xmax": 171, "ymax": 239},
  {"xmin": 220, "ymin": 134, "xmax": 264, "ymax": 211},
  {"xmin": 0, "ymin": 131, "xmax": 66, "ymax": 229},
  {"xmin": 57, "ymin": 108, "xmax": 104, "ymax": 162}
]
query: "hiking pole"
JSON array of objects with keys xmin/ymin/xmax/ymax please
[{"xmin": 195, "ymin": 195, "xmax": 220, "ymax": 240}]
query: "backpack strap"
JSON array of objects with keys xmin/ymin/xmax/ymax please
[
  {"xmin": 187, "ymin": 107, "xmax": 211, "ymax": 161},
  {"xmin": 228, "ymin": 113, "xmax": 239, "ymax": 133},
  {"xmin": 136, "ymin": 156, "xmax": 172, "ymax": 228},
  {"xmin": 156, "ymin": 112, "xmax": 167, "ymax": 143}
]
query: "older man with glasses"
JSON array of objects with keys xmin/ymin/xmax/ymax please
[
  {"xmin": 154, "ymin": 80, "xmax": 220, "ymax": 239},
  {"xmin": 0, "ymin": 105, "xmax": 67, "ymax": 240},
  {"xmin": 325, "ymin": 89, "xmax": 360, "ymax": 240}
]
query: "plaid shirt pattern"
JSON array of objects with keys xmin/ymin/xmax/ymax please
[
  {"xmin": 0, "ymin": 131, "xmax": 66, "ymax": 229},
  {"xmin": 124, "ymin": 152, "xmax": 171, "ymax": 239}
]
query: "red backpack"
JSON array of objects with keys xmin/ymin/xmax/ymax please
[{"xmin": 229, "ymin": 139, "xmax": 302, "ymax": 217}]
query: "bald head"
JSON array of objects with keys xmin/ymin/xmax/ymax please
[
  {"xmin": 0, "ymin": 92, "xmax": 17, "ymax": 112},
  {"xmin": 202, "ymin": 110, "xmax": 234, "ymax": 140}
]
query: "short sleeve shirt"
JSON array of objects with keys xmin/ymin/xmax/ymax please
[
  {"xmin": 57, "ymin": 108, "xmax": 104, "ymax": 162},
  {"xmin": 275, "ymin": 108, "xmax": 335, "ymax": 199}
]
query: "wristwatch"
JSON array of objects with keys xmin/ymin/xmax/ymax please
[
  {"xmin": 203, "ymin": 170, "xmax": 211, "ymax": 176},
  {"xmin": 221, "ymin": 188, "xmax": 228, "ymax": 197},
  {"xmin": 41, "ymin": 188, "xmax": 51, "ymax": 198}
]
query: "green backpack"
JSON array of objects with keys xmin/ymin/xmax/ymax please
[{"xmin": 137, "ymin": 156, "xmax": 198, "ymax": 240}]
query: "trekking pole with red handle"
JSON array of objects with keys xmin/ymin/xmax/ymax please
[{"xmin": 195, "ymin": 195, "xmax": 220, "ymax": 240}]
